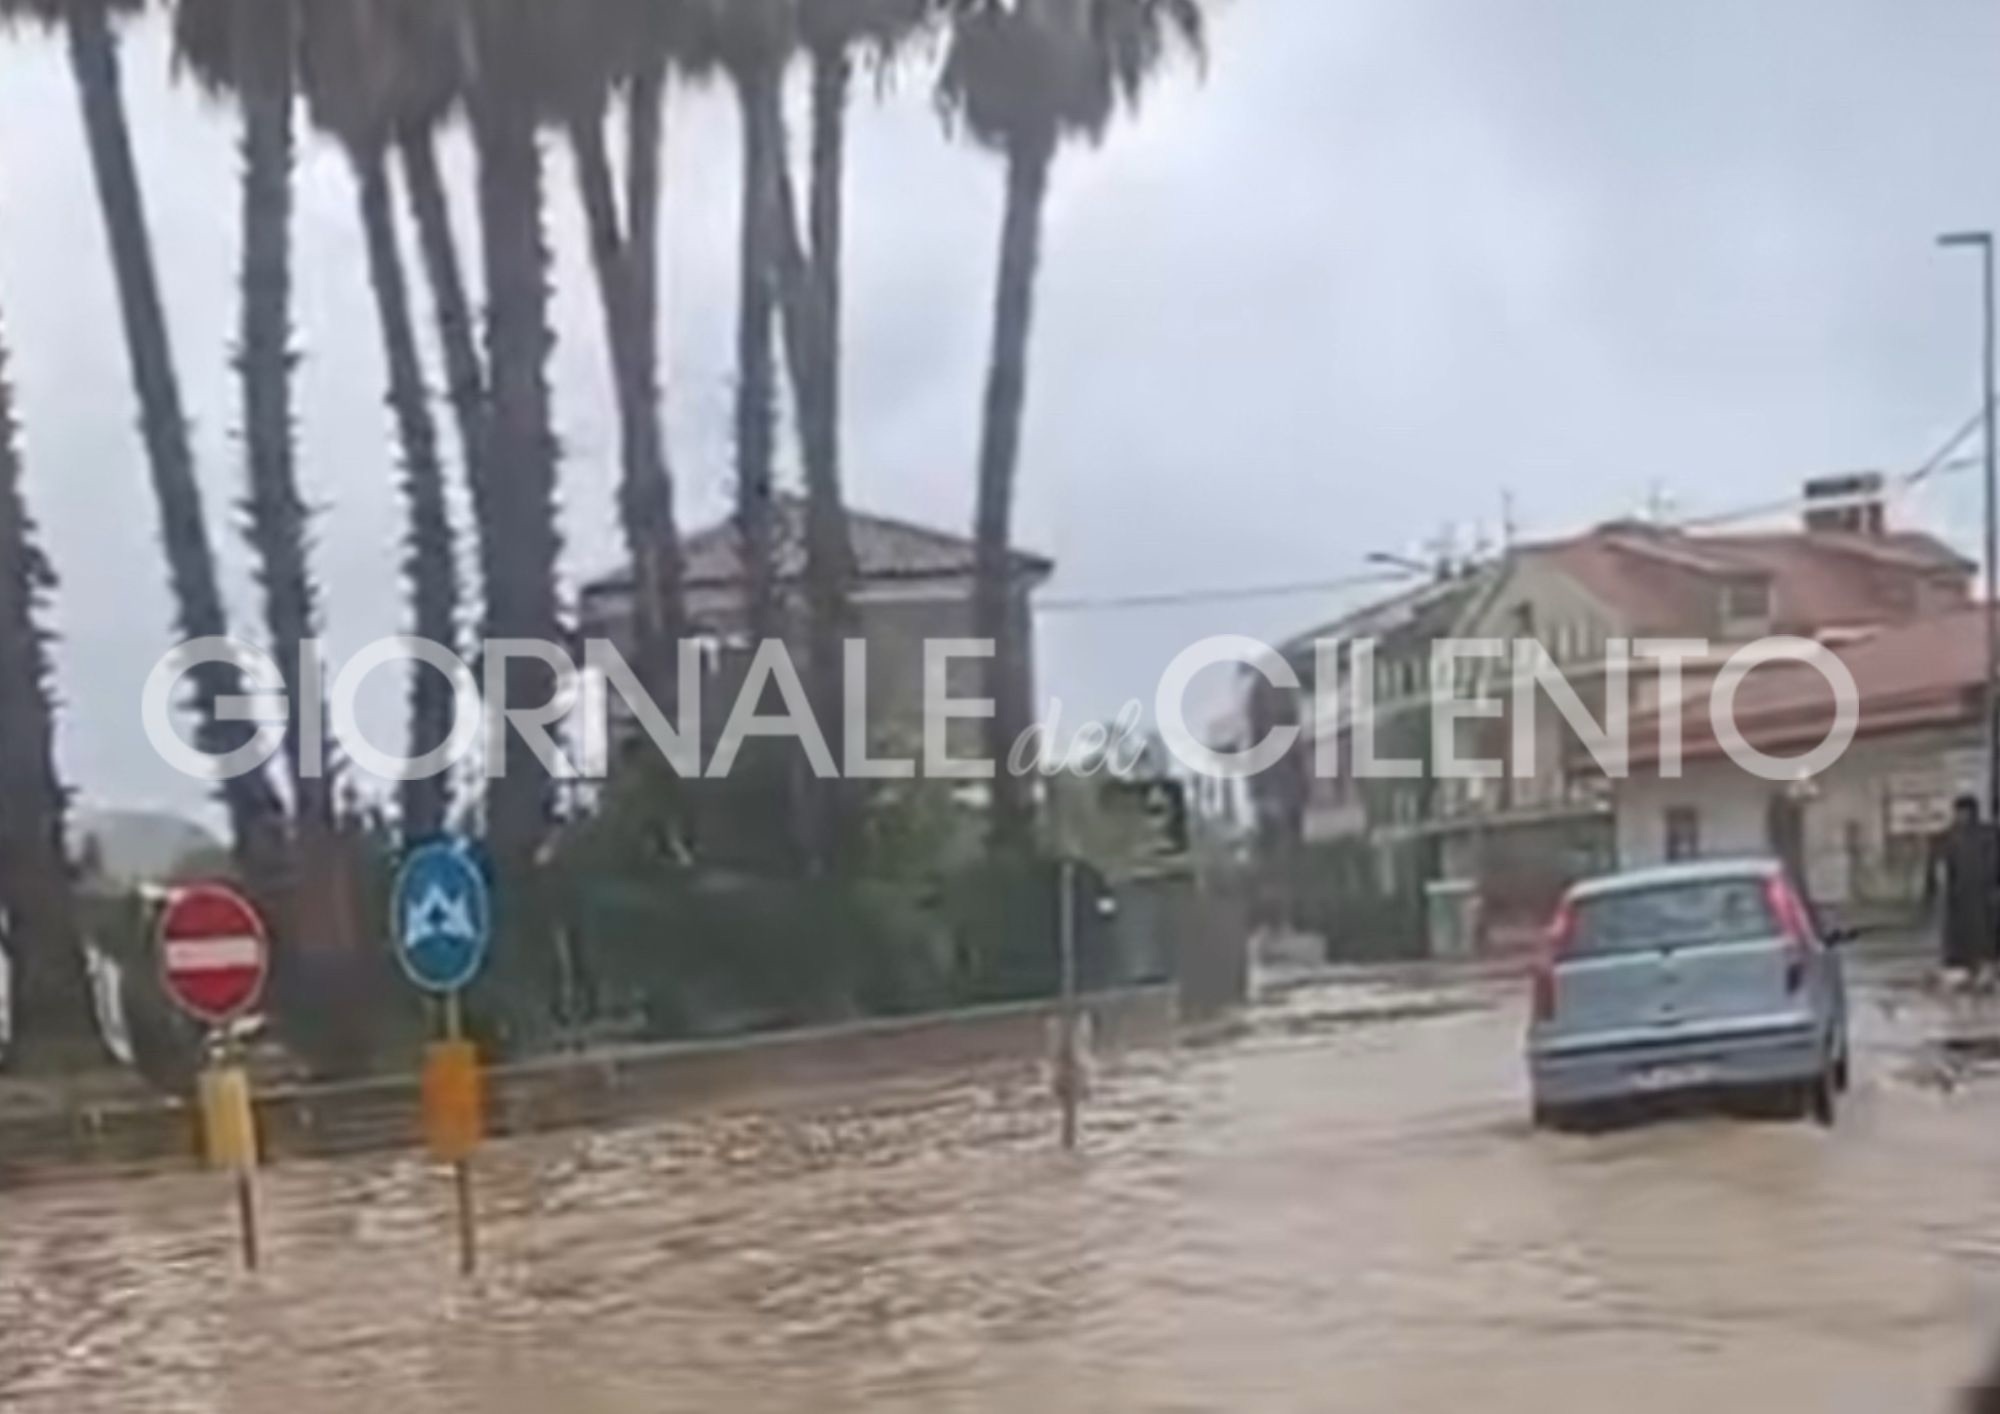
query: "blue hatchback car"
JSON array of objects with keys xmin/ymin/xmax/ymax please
[{"xmin": 1526, "ymin": 859, "xmax": 1850, "ymax": 1128}]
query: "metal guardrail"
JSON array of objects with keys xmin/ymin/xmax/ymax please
[{"xmin": 0, "ymin": 986, "xmax": 1179, "ymax": 1186}]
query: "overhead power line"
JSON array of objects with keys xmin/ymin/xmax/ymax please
[
  {"xmin": 1034, "ymin": 400, "xmax": 1994, "ymax": 617},
  {"xmin": 1682, "ymin": 401, "xmax": 1988, "ymax": 531},
  {"xmin": 1037, "ymin": 569, "xmax": 1410, "ymax": 616},
  {"xmin": 1905, "ymin": 404, "xmax": 1989, "ymax": 485}
]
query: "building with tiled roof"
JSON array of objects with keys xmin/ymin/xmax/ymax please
[
  {"xmin": 1247, "ymin": 474, "xmax": 1979, "ymax": 950},
  {"xmin": 1480, "ymin": 521, "xmax": 1970, "ymax": 641},
  {"xmin": 578, "ymin": 497, "xmax": 1054, "ymax": 772},
  {"xmin": 583, "ymin": 496, "xmax": 1054, "ymax": 606},
  {"xmin": 1432, "ymin": 479, "xmax": 1972, "ymax": 923},
  {"xmin": 1600, "ymin": 605, "xmax": 1991, "ymax": 905}
]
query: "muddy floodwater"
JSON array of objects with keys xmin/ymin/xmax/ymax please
[{"xmin": 6, "ymin": 954, "xmax": 2000, "ymax": 1412}]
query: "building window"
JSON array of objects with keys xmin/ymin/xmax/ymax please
[
  {"xmin": 1665, "ymin": 807, "xmax": 1701, "ymax": 862},
  {"xmin": 1722, "ymin": 579, "xmax": 1771, "ymax": 624}
]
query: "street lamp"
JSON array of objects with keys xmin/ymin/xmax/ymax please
[{"xmin": 1940, "ymin": 230, "xmax": 2000, "ymax": 818}]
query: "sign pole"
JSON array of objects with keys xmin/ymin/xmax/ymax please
[
  {"xmin": 162, "ymin": 884, "xmax": 270, "ymax": 1273},
  {"xmin": 446, "ymin": 990, "xmax": 476, "ymax": 1277},
  {"xmin": 230, "ymin": 1035, "xmax": 261, "ymax": 1274},
  {"xmin": 235, "ymin": 1167, "xmax": 260, "ymax": 1271},
  {"xmin": 1057, "ymin": 858, "xmax": 1081, "ymax": 1151},
  {"xmin": 396, "ymin": 836, "xmax": 492, "ymax": 1278},
  {"xmin": 194, "ymin": 1034, "xmax": 262, "ymax": 1271},
  {"xmin": 206, "ymin": 1033, "xmax": 262, "ymax": 1272}
]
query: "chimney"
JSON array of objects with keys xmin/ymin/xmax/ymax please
[{"xmin": 1802, "ymin": 472, "xmax": 1886, "ymax": 536}]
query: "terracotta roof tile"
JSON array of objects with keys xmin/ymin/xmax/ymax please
[
  {"xmin": 1528, "ymin": 525, "xmax": 1969, "ymax": 635},
  {"xmin": 582, "ymin": 496, "xmax": 1054, "ymax": 598},
  {"xmin": 1623, "ymin": 605, "xmax": 1989, "ymax": 768}
]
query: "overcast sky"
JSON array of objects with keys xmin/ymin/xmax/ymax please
[{"xmin": 1, "ymin": 0, "xmax": 1997, "ymax": 824}]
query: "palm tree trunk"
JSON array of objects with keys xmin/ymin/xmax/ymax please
[
  {"xmin": 467, "ymin": 44, "xmax": 563, "ymax": 879},
  {"xmin": 808, "ymin": 43, "xmax": 846, "ymax": 413},
  {"xmin": 772, "ymin": 42, "xmax": 858, "ymax": 870},
  {"xmin": 567, "ymin": 79, "xmax": 684, "ymax": 714},
  {"xmin": 973, "ymin": 132, "xmax": 1055, "ymax": 849},
  {"xmin": 731, "ymin": 58, "xmax": 782, "ymax": 647},
  {"xmin": 807, "ymin": 42, "xmax": 857, "ymax": 867},
  {"xmin": 0, "ymin": 318, "xmax": 94, "ymax": 1071},
  {"xmin": 622, "ymin": 60, "xmax": 686, "ymax": 672},
  {"xmin": 397, "ymin": 124, "xmax": 494, "ymax": 606},
  {"xmin": 235, "ymin": 0, "xmax": 330, "ymax": 834},
  {"xmin": 63, "ymin": 0, "xmax": 283, "ymax": 873},
  {"xmin": 355, "ymin": 147, "xmax": 458, "ymax": 842}
]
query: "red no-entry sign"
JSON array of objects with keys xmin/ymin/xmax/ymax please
[{"xmin": 159, "ymin": 884, "xmax": 270, "ymax": 1026}]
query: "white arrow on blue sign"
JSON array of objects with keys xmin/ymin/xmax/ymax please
[{"xmin": 392, "ymin": 838, "xmax": 492, "ymax": 994}]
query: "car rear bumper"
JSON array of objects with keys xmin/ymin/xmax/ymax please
[{"xmin": 1529, "ymin": 1021, "xmax": 1824, "ymax": 1109}]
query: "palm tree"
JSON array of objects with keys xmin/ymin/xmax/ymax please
[
  {"xmin": 175, "ymin": 0, "xmax": 332, "ymax": 840},
  {"xmin": 28, "ymin": 0, "xmax": 286, "ymax": 873},
  {"xmin": 785, "ymin": 1, "xmax": 929, "ymax": 600},
  {"xmin": 684, "ymin": 0, "xmax": 929, "ymax": 870},
  {"xmin": 772, "ymin": 0, "xmax": 929, "ymax": 868},
  {"xmin": 704, "ymin": 0, "xmax": 789, "ymax": 648},
  {"xmin": 938, "ymin": 0, "xmax": 1202, "ymax": 846},
  {"xmin": 463, "ymin": 0, "xmax": 568, "ymax": 878},
  {"xmin": 386, "ymin": 30, "xmax": 494, "ymax": 620},
  {"xmin": 0, "ymin": 307, "xmax": 94, "ymax": 1069},
  {"xmin": 299, "ymin": 0, "xmax": 461, "ymax": 841},
  {"xmin": 557, "ymin": 0, "xmax": 687, "ymax": 714},
  {"xmin": 684, "ymin": 0, "xmax": 831, "ymax": 872}
]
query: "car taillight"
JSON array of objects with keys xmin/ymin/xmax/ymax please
[
  {"xmin": 1531, "ymin": 965, "xmax": 1557, "ymax": 1023},
  {"xmin": 1533, "ymin": 899, "xmax": 1576, "ymax": 1023},
  {"xmin": 1549, "ymin": 899, "xmax": 1578, "ymax": 958},
  {"xmin": 1765, "ymin": 875, "xmax": 1810, "ymax": 993}
]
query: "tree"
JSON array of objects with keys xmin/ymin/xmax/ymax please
[
  {"xmin": 937, "ymin": 0, "xmax": 1203, "ymax": 846},
  {"xmin": 387, "ymin": 28, "xmax": 496, "ymax": 634},
  {"xmin": 708, "ymin": 0, "xmax": 789, "ymax": 648},
  {"xmin": 300, "ymin": 0, "xmax": 462, "ymax": 841},
  {"xmin": 463, "ymin": 0, "xmax": 569, "ymax": 882},
  {"xmin": 175, "ymin": 0, "xmax": 333, "ymax": 835},
  {"xmin": 557, "ymin": 0, "xmax": 688, "ymax": 719},
  {"xmin": 769, "ymin": 0, "xmax": 928, "ymax": 870},
  {"xmin": 0, "ymin": 306, "xmax": 95, "ymax": 1069},
  {"xmin": 687, "ymin": 0, "xmax": 869, "ymax": 873},
  {"xmin": 36, "ymin": 0, "xmax": 285, "ymax": 872}
]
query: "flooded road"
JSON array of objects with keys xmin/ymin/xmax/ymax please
[{"xmin": 6, "ymin": 954, "xmax": 2000, "ymax": 1412}]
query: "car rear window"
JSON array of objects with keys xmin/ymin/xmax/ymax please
[{"xmin": 1571, "ymin": 878, "xmax": 1777, "ymax": 956}]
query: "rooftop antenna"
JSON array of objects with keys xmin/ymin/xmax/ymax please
[
  {"xmin": 1424, "ymin": 523, "xmax": 1457, "ymax": 578},
  {"xmin": 1644, "ymin": 481, "xmax": 1680, "ymax": 526}
]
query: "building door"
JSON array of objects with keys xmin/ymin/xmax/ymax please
[
  {"xmin": 1665, "ymin": 807, "xmax": 1701, "ymax": 862},
  {"xmin": 1766, "ymin": 793, "xmax": 1807, "ymax": 891}
]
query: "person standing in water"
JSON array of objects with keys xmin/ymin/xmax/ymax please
[{"xmin": 1926, "ymin": 794, "xmax": 2000, "ymax": 990}]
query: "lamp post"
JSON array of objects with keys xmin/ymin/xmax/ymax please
[{"xmin": 1940, "ymin": 230, "xmax": 2000, "ymax": 818}]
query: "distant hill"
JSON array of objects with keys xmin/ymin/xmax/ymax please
[{"xmin": 72, "ymin": 808, "xmax": 225, "ymax": 887}]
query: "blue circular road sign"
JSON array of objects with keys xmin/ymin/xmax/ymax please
[{"xmin": 392, "ymin": 838, "xmax": 492, "ymax": 994}]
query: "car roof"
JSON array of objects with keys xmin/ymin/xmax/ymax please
[{"xmin": 1568, "ymin": 858, "xmax": 1782, "ymax": 902}]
